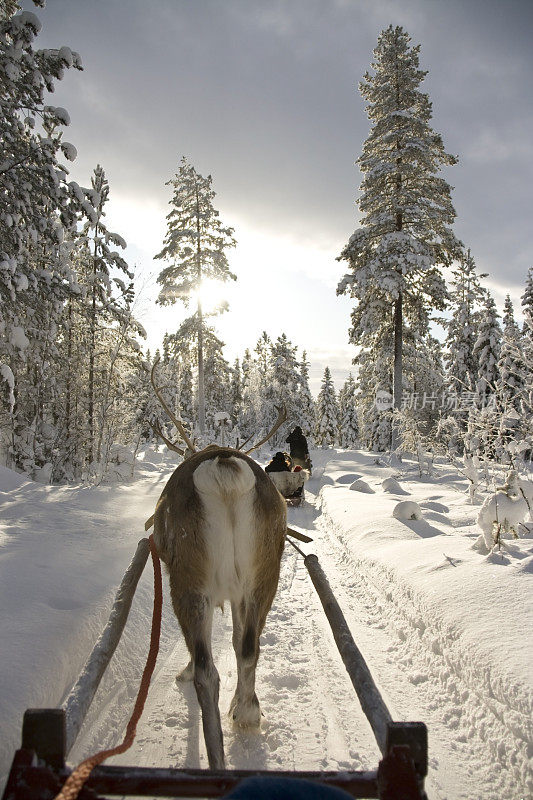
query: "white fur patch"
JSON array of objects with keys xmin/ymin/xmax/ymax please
[
  {"xmin": 193, "ymin": 457, "xmax": 257, "ymax": 606},
  {"xmin": 193, "ymin": 456, "xmax": 255, "ymax": 496}
]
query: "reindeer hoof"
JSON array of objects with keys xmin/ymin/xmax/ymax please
[
  {"xmin": 176, "ymin": 660, "xmax": 194, "ymax": 682},
  {"xmin": 229, "ymin": 694, "xmax": 261, "ymax": 728}
]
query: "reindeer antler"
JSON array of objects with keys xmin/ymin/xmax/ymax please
[
  {"xmin": 149, "ymin": 420, "xmax": 185, "ymax": 455},
  {"xmin": 150, "ymin": 357, "xmax": 197, "ymax": 454},
  {"xmin": 244, "ymin": 405, "xmax": 287, "ymax": 455}
]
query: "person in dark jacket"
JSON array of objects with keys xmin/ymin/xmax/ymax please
[
  {"xmin": 265, "ymin": 451, "xmax": 291, "ymax": 473},
  {"xmin": 285, "ymin": 427, "xmax": 312, "ymax": 473}
]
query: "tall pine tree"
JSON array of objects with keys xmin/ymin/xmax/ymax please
[
  {"xmin": 155, "ymin": 157, "xmax": 236, "ymax": 433},
  {"xmin": 315, "ymin": 367, "xmax": 338, "ymax": 447},
  {"xmin": 81, "ymin": 165, "xmax": 135, "ymax": 464},
  {"xmin": 295, "ymin": 351, "xmax": 316, "ymax": 445},
  {"xmin": 337, "ymin": 26, "xmax": 460, "ymax": 448},
  {"xmin": 473, "ymin": 294, "xmax": 502, "ymax": 407},
  {"xmin": 445, "ymin": 249, "xmax": 487, "ymax": 394},
  {"xmin": 338, "ymin": 374, "xmax": 359, "ymax": 448}
]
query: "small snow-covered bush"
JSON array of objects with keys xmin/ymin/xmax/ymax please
[
  {"xmin": 33, "ymin": 463, "xmax": 52, "ymax": 484},
  {"xmin": 382, "ymin": 477, "xmax": 404, "ymax": 493},
  {"xmin": 476, "ymin": 471, "xmax": 532, "ymax": 552},
  {"xmin": 463, "ymin": 453, "xmax": 480, "ymax": 503},
  {"xmin": 393, "ymin": 501, "xmax": 423, "ymax": 521},
  {"xmin": 105, "ymin": 444, "xmax": 135, "ymax": 480},
  {"xmin": 349, "ymin": 479, "xmax": 374, "ymax": 494}
]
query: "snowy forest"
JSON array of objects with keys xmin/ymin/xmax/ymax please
[
  {"xmin": 1, "ymin": 5, "xmax": 532, "ymax": 486},
  {"xmin": 1, "ymin": 4, "xmax": 533, "ymax": 799}
]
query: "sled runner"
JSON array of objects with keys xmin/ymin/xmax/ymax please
[{"xmin": 3, "ymin": 536, "xmax": 428, "ymax": 800}]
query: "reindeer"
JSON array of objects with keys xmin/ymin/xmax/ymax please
[{"xmin": 149, "ymin": 360, "xmax": 287, "ymax": 769}]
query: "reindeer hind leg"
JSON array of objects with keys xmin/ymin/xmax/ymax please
[
  {"xmin": 175, "ymin": 591, "xmax": 225, "ymax": 770},
  {"xmin": 229, "ymin": 598, "xmax": 262, "ymax": 728}
]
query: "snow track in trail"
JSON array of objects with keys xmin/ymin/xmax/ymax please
[{"xmin": 317, "ymin": 503, "xmax": 531, "ymax": 800}]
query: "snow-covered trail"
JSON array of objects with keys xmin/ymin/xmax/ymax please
[{"xmin": 64, "ymin": 450, "xmax": 531, "ymax": 800}]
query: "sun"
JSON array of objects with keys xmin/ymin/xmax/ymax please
[{"xmin": 194, "ymin": 279, "xmax": 230, "ymax": 313}]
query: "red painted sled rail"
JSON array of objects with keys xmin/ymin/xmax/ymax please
[{"xmin": 2, "ymin": 537, "xmax": 428, "ymax": 800}]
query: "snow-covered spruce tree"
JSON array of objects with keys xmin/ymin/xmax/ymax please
[
  {"xmin": 404, "ymin": 331, "xmax": 445, "ymax": 434},
  {"xmin": 494, "ymin": 296, "xmax": 529, "ymax": 456},
  {"xmin": 155, "ymin": 157, "xmax": 236, "ymax": 434},
  {"xmin": 163, "ymin": 318, "xmax": 231, "ymax": 444},
  {"xmin": 239, "ymin": 348, "xmax": 256, "ymax": 438},
  {"xmin": 498, "ymin": 296, "xmax": 527, "ymax": 413},
  {"xmin": 229, "ymin": 358, "xmax": 243, "ymax": 427},
  {"xmin": 337, "ymin": 25, "xmax": 460, "ymax": 449},
  {"xmin": 0, "ymin": 8, "xmax": 84, "ymax": 469},
  {"xmin": 241, "ymin": 333, "xmax": 277, "ymax": 444},
  {"xmin": 338, "ymin": 374, "xmax": 359, "ymax": 448},
  {"xmin": 473, "ymin": 293, "xmax": 502, "ymax": 408},
  {"xmin": 522, "ymin": 267, "xmax": 533, "ymax": 337},
  {"xmin": 80, "ymin": 165, "xmax": 135, "ymax": 465},
  {"xmin": 2, "ymin": 237, "xmax": 71, "ymax": 477},
  {"xmin": 520, "ymin": 269, "xmax": 533, "ymax": 446},
  {"xmin": 269, "ymin": 333, "xmax": 301, "ymax": 444},
  {"xmin": 254, "ymin": 331, "xmax": 272, "ymax": 383},
  {"xmin": 203, "ymin": 333, "xmax": 233, "ymax": 433},
  {"xmin": 295, "ymin": 351, "xmax": 316, "ymax": 446},
  {"xmin": 445, "ymin": 249, "xmax": 487, "ymax": 394},
  {"xmin": 353, "ymin": 324, "xmax": 443, "ymax": 450},
  {"xmin": 315, "ymin": 367, "xmax": 339, "ymax": 447},
  {"xmin": 353, "ymin": 326, "xmax": 392, "ymax": 449}
]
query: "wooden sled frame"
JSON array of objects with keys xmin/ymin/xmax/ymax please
[{"xmin": 2, "ymin": 539, "xmax": 428, "ymax": 800}]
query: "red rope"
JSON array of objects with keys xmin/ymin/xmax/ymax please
[{"xmin": 54, "ymin": 534, "xmax": 163, "ymax": 800}]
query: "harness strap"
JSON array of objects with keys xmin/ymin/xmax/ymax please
[{"xmin": 54, "ymin": 534, "xmax": 162, "ymax": 800}]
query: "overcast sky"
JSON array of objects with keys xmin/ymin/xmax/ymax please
[{"xmin": 23, "ymin": 0, "xmax": 533, "ymax": 394}]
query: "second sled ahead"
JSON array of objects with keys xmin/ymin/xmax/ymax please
[{"xmin": 267, "ymin": 467, "xmax": 310, "ymax": 506}]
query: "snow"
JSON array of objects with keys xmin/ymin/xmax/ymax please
[
  {"xmin": 9, "ymin": 325, "xmax": 29, "ymax": 350},
  {"xmin": 16, "ymin": 11, "xmax": 42, "ymax": 34},
  {"xmin": 0, "ymin": 448, "xmax": 531, "ymax": 799},
  {"xmin": 392, "ymin": 500, "xmax": 423, "ymax": 520},
  {"xmin": 382, "ymin": 476, "xmax": 405, "ymax": 494},
  {"xmin": 58, "ymin": 46, "xmax": 74, "ymax": 68},
  {"xmin": 61, "ymin": 142, "xmax": 77, "ymax": 162},
  {"xmin": 476, "ymin": 488, "xmax": 531, "ymax": 552},
  {"xmin": 44, "ymin": 106, "xmax": 71, "ymax": 126},
  {"xmin": 214, "ymin": 411, "xmax": 231, "ymax": 424},
  {"xmin": 349, "ymin": 478, "xmax": 374, "ymax": 493}
]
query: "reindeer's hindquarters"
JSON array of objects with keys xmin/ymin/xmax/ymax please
[
  {"xmin": 195, "ymin": 455, "xmax": 286, "ymax": 729},
  {"xmin": 154, "ymin": 452, "xmax": 286, "ymax": 756}
]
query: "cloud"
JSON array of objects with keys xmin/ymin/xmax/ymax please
[{"xmin": 21, "ymin": 0, "xmax": 533, "ymax": 381}]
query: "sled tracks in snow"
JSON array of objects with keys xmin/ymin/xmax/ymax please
[{"xmin": 3, "ymin": 535, "xmax": 429, "ymax": 800}]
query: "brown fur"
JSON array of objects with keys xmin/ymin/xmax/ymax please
[{"xmin": 152, "ymin": 446, "xmax": 286, "ymax": 770}]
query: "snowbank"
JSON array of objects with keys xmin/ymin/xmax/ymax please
[{"xmin": 318, "ymin": 452, "xmax": 532, "ymax": 797}]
